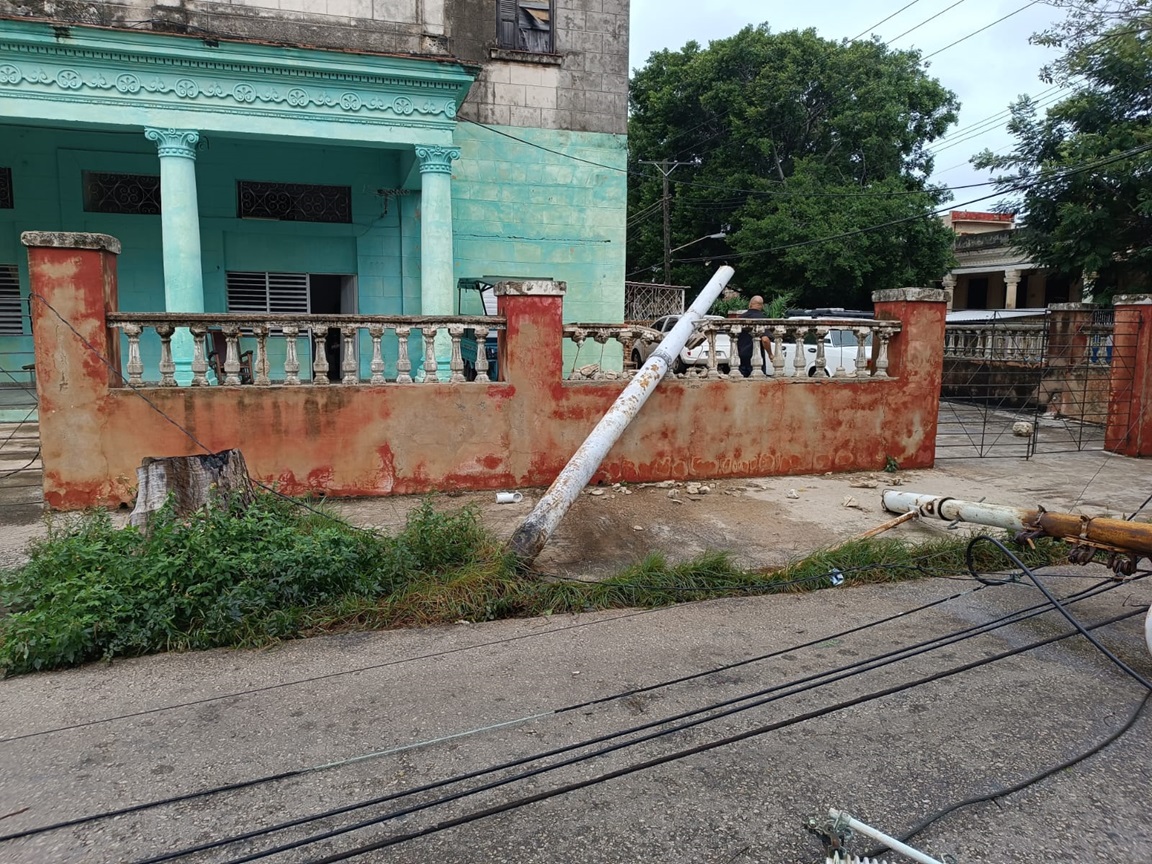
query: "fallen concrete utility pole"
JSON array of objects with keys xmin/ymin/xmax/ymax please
[
  {"xmin": 507, "ymin": 265, "xmax": 736, "ymax": 567},
  {"xmin": 882, "ymin": 489, "xmax": 1152, "ymax": 572}
]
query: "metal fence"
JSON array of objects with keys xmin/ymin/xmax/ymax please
[{"xmin": 0, "ymin": 296, "xmax": 44, "ymax": 515}]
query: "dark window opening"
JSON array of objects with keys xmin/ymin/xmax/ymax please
[
  {"xmin": 237, "ymin": 180, "xmax": 352, "ymax": 224},
  {"xmin": 0, "ymin": 167, "xmax": 12, "ymax": 209},
  {"xmin": 83, "ymin": 171, "xmax": 161, "ymax": 215},
  {"xmin": 498, "ymin": 0, "xmax": 554, "ymax": 53},
  {"xmin": 0, "ymin": 264, "xmax": 23, "ymax": 335},
  {"xmin": 966, "ymin": 277, "xmax": 989, "ymax": 310},
  {"xmin": 1045, "ymin": 273, "xmax": 1071, "ymax": 305}
]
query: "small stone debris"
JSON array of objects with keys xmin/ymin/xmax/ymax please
[
  {"xmin": 842, "ymin": 495, "xmax": 867, "ymax": 511},
  {"xmin": 588, "ymin": 488, "xmax": 606, "ymax": 497},
  {"xmin": 667, "ymin": 488, "xmax": 680, "ymax": 499},
  {"xmin": 699, "ymin": 485, "xmax": 711, "ymax": 495},
  {"xmin": 654, "ymin": 480, "xmax": 675, "ymax": 488},
  {"xmin": 786, "ymin": 489, "xmax": 800, "ymax": 499},
  {"xmin": 849, "ymin": 479, "xmax": 879, "ymax": 489},
  {"xmin": 632, "ymin": 525, "xmax": 643, "ymax": 531},
  {"xmin": 685, "ymin": 483, "xmax": 701, "ymax": 495},
  {"xmin": 1012, "ymin": 421, "xmax": 1035, "ymax": 437}
]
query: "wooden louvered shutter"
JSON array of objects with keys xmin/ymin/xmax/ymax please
[{"xmin": 497, "ymin": 0, "xmax": 518, "ymax": 48}]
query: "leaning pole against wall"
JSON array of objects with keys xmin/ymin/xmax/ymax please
[{"xmin": 507, "ymin": 265, "xmax": 736, "ymax": 568}]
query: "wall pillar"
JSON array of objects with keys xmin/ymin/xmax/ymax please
[
  {"xmin": 871, "ymin": 287, "xmax": 949, "ymax": 469},
  {"xmin": 1004, "ymin": 268, "xmax": 1021, "ymax": 310},
  {"xmin": 415, "ymin": 143, "xmax": 461, "ymax": 380},
  {"xmin": 145, "ymin": 127, "xmax": 204, "ymax": 385},
  {"xmin": 20, "ymin": 231, "xmax": 126, "ymax": 508},
  {"xmin": 1046, "ymin": 303, "xmax": 1093, "ymax": 368},
  {"xmin": 941, "ymin": 273, "xmax": 956, "ymax": 312},
  {"xmin": 1106, "ymin": 295, "xmax": 1152, "ymax": 455}
]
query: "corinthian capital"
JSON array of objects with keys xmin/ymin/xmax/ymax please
[
  {"xmin": 415, "ymin": 144, "xmax": 461, "ymax": 175},
  {"xmin": 145, "ymin": 127, "xmax": 201, "ymax": 159}
]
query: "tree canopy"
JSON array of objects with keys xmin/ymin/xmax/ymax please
[
  {"xmin": 626, "ymin": 25, "xmax": 959, "ymax": 308},
  {"xmin": 974, "ymin": 10, "xmax": 1152, "ymax": 299}
]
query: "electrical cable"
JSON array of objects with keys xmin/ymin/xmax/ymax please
[
  {"xmin": 851, "ymin": 539, "xmax": 1152, "ymax": 858},
  {"xmin": 966, "ymin": 536, "xmax": 1152, "ymax": 690},
  {"xmin": 888, "ymin": 0, "xmax": 970, "ymax": 44},
  {"xmin": 274, "ymin": 609, "xmax": 1148, "ymax": 864},
  {"xmin": 2, "ymin": 577, "xmax": 1000, "ymax": 844},
  {"xmin": 851, "ymin": 0, "xmax": 929, "ymax": 41},
  {"xmin": 862, "ymin": 689, "xmax": 1152, "ymax": 858},
  {"xmin": 672, "ymin": 142, "xmax": 1152, "ymax": 264},
  {"xmin": 128, "ymin": 579, "xmax": 1135, "ymax": 864},
  {"xmin": 922, "ymin": 0, "xmax": 1043, "ymax": 60}
]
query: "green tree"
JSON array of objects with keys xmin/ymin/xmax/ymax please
[
  {"xmin": 974, "ymin": 13, "xmax": 1152, "ymax": 299},
  {"xmin": 627, "ymin": 25, "xmax": 959, "ymax": 308}
]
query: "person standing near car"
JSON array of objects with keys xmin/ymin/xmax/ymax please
[{"xmin": 737, "ymin": 295, "xmax": 773, "ymax": 377}]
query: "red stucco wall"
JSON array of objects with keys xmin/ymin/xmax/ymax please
[{"xmin": 27, "ymin": 238, "xmax": 949, "ymax": 509}]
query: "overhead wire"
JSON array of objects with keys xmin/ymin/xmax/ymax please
[
  {"xmin": 888, "ymin": 0, "xmax": 970, "ymax": 44},
  {"xmin": 850, "ymin": 0, "xmax": 930, "ymax": 41},
  {"xmin": 123, "ymin": 577, "xmax": 1140, "ymax": 863},
  {"xmin": 922, "ymin": 0, "xmax": 1044, "ymax": 60}
]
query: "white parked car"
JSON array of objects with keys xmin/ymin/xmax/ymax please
[{"xmin": 631, "ymin": 314, "xmax": 733, "ymax": 374}]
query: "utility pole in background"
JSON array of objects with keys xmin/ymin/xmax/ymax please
[{"xmin": 638, "ymin": 159, "xmax": 692, "ymax": 285}]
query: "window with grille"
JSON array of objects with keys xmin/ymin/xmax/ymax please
[
  {"xmin": 82, "ymin": 171, "xmax": 161, "ymax": 215},
  {"xmin": 226, "ymin": 271, "xmax": 311, "ymax": 314},
  {"xmin": 236, "ymin": 180, "xmax": 352, "ymax": 224},
  {"xmin": 497, "ymin": 0, "xmax": 554, "ymax": 53},
  {"xmin": 0, "ymin": 265, "xmax": 23, "ymax": 335},
  {"xmin": 0, "ymin": 167, "xmax": 12, "ymax": 209}
]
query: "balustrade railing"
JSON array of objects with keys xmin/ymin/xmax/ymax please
[
  {"xmin": 107, "ymin": 313, "xmax": 505, "ymax": 386},
  {"xmin": 563, "ymin": 319, "xmax": 899, "ymax": 380},
  {"xmin": 944, "ymin": 323, "xmax": 1046, "ymax": 364}
]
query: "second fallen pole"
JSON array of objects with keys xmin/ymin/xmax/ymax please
[{"xmin": 507, "ymin": 265, "xmax": 736, "ymax": 567}]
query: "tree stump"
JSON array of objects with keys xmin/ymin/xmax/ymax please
[{"xmin": 129, "ymin": 449, "xmax": 255, "ymax": 528}]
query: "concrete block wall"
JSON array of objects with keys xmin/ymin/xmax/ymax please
[{"xmin": 26, "ymin": 235, "xmax": 949, "ymax": 510}]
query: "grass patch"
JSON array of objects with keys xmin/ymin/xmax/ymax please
[{"xmin": 0, "ymin": 494, "xmax": 1067, "ymax": 676}]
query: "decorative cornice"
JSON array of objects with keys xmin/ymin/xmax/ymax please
[
  {"xmin": 415, "ymin": 144, "xmax": 461, "ymax": 174},
  {"xmin": 145, "ymin": 127, "xmax": 200, "ymax": 160},
  {"xmin": 0, "ymin": 21, "xmax": 474, "ymax": 130}
]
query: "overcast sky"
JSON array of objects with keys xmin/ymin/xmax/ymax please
[{"xmin": 629, "ymin": 0, "xmax": 1067, "ymax": 209}]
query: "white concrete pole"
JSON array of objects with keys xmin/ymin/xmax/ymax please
[
  {"xmin": 1004, "ymin": 268, "xmax": 1021, "ymax": 309},
  {"xmin": 507, "ymin": 266, "xmax": 735, "ymax": 566},
  {"xmin": 145, "ymin": 127, "xmax": 204, "ymax": 385}
]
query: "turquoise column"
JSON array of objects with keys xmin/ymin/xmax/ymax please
[
  {"xmin": 145, "ymin": 127, "xmax": 204, "ymax": 385},
  {"xmin": 415, "ymin": 144, "xmax": 460, "ymax": 381}
]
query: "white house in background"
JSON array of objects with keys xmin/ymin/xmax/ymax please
[{"xmin": 940, "ymin": 211, "xmax": 1079, "ymax": 313}]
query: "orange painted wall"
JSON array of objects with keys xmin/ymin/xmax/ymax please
[{"xmin": 27, "ymin": 237, "xmax": 950, "ymax": 509}]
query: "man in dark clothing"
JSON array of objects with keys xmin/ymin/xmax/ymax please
[{"xmin": 737, "ymin": 295, "xmax": 773, "ymax": 377}]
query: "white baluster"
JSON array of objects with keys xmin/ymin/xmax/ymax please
[
  {"xmin": 703, "ymin": 325, "xmax": 717, "ymax": 379},
  {"xmin": 854, "ymin": 327, "xmax": 870, "ymax": 377},
  {"xmin": 369, "ymin": 324, "xmax": 386, "ymax": 385},
  {"xmin": 283, "ymin": 326, "xmax": 301, "ymax": 386},
  {"xmin": 875, "ymin": 327, "xmax": 892, "ymax": 378},
  {"xmin": 422, "ymin": 326, "xmax": 438, "ymax": 383},
  {"xmin": 190, "ymin": 325, "xmax": 209, "ymax": 386},
  {"xmin": 475, "ymin": 326, "xmax": 491, "ymax": 382},
  {"xmin": 252, "ymin": 326, "xmax": 271, "ymax": 386},
  {"xmin": 313, "ymin": 328, "xmax": 330, "ymax": 385},
  {"xmin": 341, "ymin": 326, "xmax": 358, "ymax": 385},
  {"xmin": 156, "ymin": 324, "xmax": 177, "ymax": 387},
  {"xmin": 771, "ymin": 326, "xmax": 785, "ymax": 378},
  {"xmin": 449, "ymin": 324, "xmax": 466, "ymax": 383},
  {"xmin": 221, "ymin": 325, "xmax": 242, "ymax": 386},
  {"xmin": 123, "ymin": 323, "xmax": 144, "ymax": 386},
  {"xmin": 792, "ymin": 326, "xmax": 806, "ymax": 377},
  {"xmin": 813, "ymin": 326, "xmax": 829, "ymax": 376},
  {"xmin": 396, "ymin": 326, "xmax": 413, "ymax": 383},
  {"xmin": 750, "ymin": 326, "xmax": 768, "ymax": 379}
]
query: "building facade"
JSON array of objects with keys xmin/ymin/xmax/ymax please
[
  {"xmin": 941, "ymin": 211, "xmax": 1078, "ymax": 313},
  {"xmin": 0, "ymin": 0, "xmax": 628, "ymax": 384}
]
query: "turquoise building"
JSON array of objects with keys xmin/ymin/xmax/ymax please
[{"xmin": 0, "ymin": 0, "xmax": 628, "ymax": 394}]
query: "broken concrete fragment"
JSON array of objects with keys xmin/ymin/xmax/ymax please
[
  {"xmin": 588, "ymin": 488, "xmax": 606, "ymax": 497},
  {"xmin": 786, "ymin": 489, "xmax": 800, "ymax": 499},
  {"xmin": 1013, "ymin": 421, "xmax": 1035, "ymax": 437}
]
